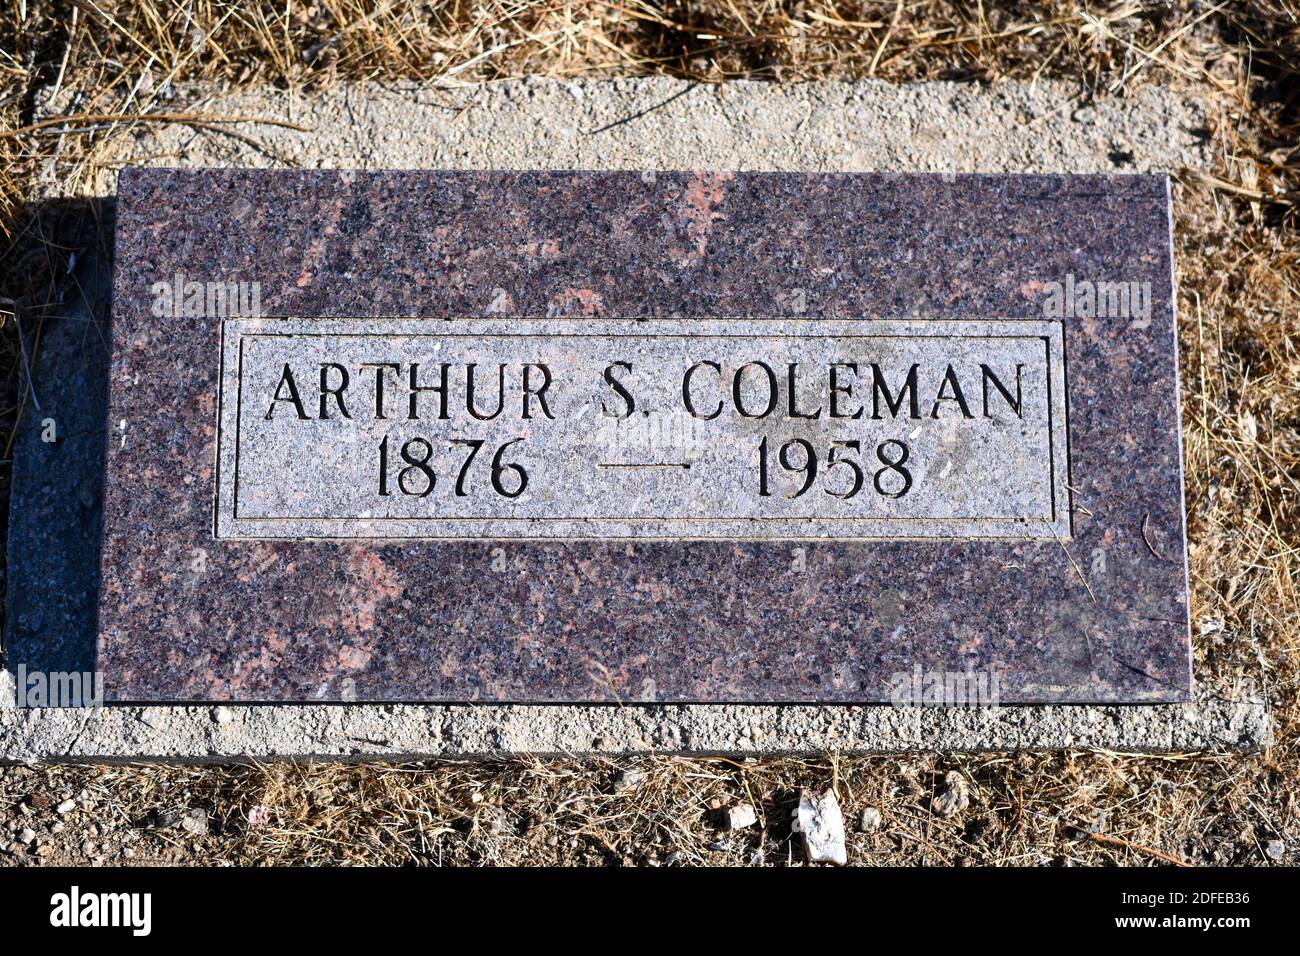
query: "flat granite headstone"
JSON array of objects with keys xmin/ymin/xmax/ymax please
[{"xmin": 95, "ymin": 168, "xmax": 1191, "ymax": 704}]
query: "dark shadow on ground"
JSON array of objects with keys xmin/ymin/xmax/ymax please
[{"xmin": 2, "ymin": 198, "xmax": 114, "ymax": 678}]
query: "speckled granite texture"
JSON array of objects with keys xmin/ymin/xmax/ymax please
[{"xmin": 100, "ymin": 169, "xmax": 1190, "ymax": 703}]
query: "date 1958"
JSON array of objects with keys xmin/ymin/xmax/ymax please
[{"xmin": 757, "ymin": 437, "xmax": 913, "ymax": 499}]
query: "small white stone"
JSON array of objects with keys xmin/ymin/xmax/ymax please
[
  {"xmin": 56, "ymin": 799, "xmax": 76, "ymax": 815},
  {"xmin": 615, "ymin": 769, "xmax": 645, "ymax": 790},
  {"xmin": 725, "ymin": 803, "xmax": 758, "ymax": 831},
  {"xmin": 181, "ymin": 809, "xmax": 208, "ymax": 836},
  {"xmin": 932, "ymin": 771, "xmax": 971, "ymax": 818},
  {"xmin": 793, "ymin": 789, "xmax": 847, "ymax": 865},
  {"xmin": 247, "ymin": 805, "xmax": 272, "ymax": 829},
  {"xmin": 859, "ymin": 806, "xmax": 883, "ymax": 832}
]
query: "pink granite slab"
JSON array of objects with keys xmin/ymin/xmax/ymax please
[{"xmin": 97, "ymin": 169, "xmax": 1191, "ymax": 703}]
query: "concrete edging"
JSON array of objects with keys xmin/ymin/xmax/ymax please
[{"xmin": 4, "ymin": 77, "xmax": 1266, "ymax": 761}]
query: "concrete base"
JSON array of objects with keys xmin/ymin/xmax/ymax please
[
  {"xmin": 3, "ymin": 77, "xmax": 1270, "ymax": 759},
  {"xmin": 0, "ymin": 677, "xmax": 1271, "ymax": 761}
]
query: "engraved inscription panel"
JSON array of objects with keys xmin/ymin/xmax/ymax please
[{"xmin": 215, "ymin": 319, "xmax": 1071, "ymax": 540}]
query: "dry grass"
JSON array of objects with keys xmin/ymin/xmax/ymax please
[
  {"xmin": 1, "ymin": 1, "xmax": 1298, "ymax": 865},
  {"xmin": 1, "ymin": 749, "xmax": 1286, "ymax": 865}
]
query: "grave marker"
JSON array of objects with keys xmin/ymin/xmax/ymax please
[{"xmin": 96, "ymin": 169, "xmax": 1192, "ymax": 703}]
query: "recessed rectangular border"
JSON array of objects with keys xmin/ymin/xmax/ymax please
[{"xmin": 214, "ymin": 317, "xmax": 1072, "ymax": 542}]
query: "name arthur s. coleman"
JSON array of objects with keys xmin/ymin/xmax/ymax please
[{"xmin": 260, "ymin": 358, "xmax": 1028, "ymax": 424}]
